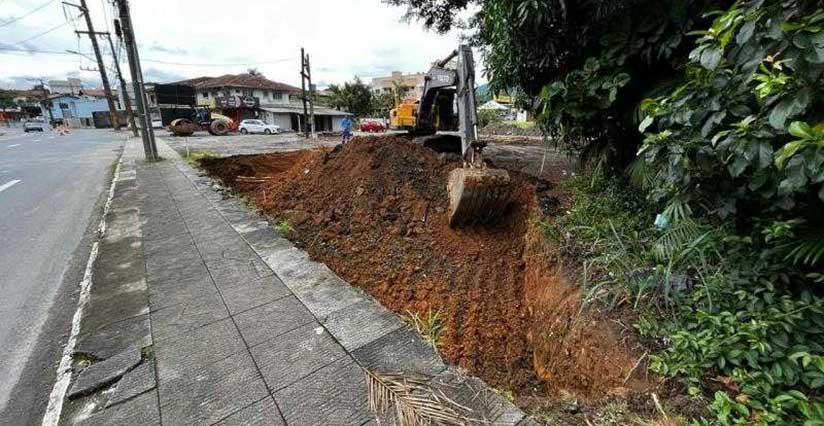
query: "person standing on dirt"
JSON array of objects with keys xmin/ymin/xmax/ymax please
[{"xmin": 341, "ymin": 115, "xmax": 353, "ymax": 144}]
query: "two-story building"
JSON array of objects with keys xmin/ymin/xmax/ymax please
[{"xmin": 178, "ymin": 74, "xmax": 351, "ymax": 132}]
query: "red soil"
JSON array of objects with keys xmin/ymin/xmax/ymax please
[{"xmin": 199, "ymin": 136, "xmax": 655, "ymax": 411}]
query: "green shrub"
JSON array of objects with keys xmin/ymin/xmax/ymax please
[
  {"xmin": 478, "ymin": 109, "xmax": 503, "ymax": 128},
  {"xmin": 557, "ymin": 171, "xmax": 824, "ymax": 424}
]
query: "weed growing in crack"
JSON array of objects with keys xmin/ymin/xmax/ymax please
[
  {"xmin": 404, "ymin": 309, "xmax": 445, "ymax": 349},
  {"xmin": 275, "ymin": 219, "xmax": 293, "ymax": 236}
]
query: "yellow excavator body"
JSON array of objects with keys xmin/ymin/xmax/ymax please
[{"xmin": 389, "ymin": 100, "xmax": 418, "ymax": 130}]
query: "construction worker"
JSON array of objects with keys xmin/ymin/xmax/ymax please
[{"xmin": 341, "ymin": 115, "xmax": 353, "ymax": 144}]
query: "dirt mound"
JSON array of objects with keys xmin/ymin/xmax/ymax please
[{"xmin": 199, "ymin": 136, "xmax": 655, "ymax": 412}]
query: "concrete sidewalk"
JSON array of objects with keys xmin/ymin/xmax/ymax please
[{"xmin": 56, "ymin": 137, "xmax": 533, "ymax": 426}]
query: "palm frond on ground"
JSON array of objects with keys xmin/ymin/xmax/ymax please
[{"xmin": 364, "ymin": 368, "xmax": 471, "ymax": 426}]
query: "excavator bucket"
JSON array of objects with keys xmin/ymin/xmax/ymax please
[{"xmin": 446, "ymin": 167, "xmax": 512, "ymax": 227}]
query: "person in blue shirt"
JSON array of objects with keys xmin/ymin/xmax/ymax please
[{"xmin": 341, "ymin": 116, "xmax": 353, "ymax": 144}]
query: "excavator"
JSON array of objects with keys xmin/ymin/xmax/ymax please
[{"xmin": 390, "ymin": 45, "xmax": 512, "ymax": 227}]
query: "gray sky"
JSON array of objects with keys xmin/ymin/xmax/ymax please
[{"xmin": 0, "ymin": 0, "xmax": 472, "ymax": 90}]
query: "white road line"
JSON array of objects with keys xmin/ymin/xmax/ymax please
[
  {"xmin": 41, "ymin": 160, "xmax": 121, "ymax": 426},
  {"xmin": 0, "ymin": 179, "xmax": 21, "ymax": 193},
  {"xmin": 7, "ymin": 144, "xmax": 20, "ymax": 148},
  {"xmin": 33, "ymin": 139, "xmax": 41, "ymax": 142}
]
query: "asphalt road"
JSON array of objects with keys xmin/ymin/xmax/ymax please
[{"xmin": 0, "ymin": 128, "xmax": 124, "ymax": 424}]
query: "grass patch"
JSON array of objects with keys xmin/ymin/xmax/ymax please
[
  {"xmin": 185, "ymin": 149, "xmax": 218, "ymax": 167},
  {"xmin": 404, "ymin": 309, "xmax": 445, "ymax": 349}
]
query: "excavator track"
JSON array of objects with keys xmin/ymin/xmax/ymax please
[{"xmin": 447, "ymin": 167, "xmax": 512, "ymax": 226}]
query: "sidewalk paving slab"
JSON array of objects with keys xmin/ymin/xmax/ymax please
[
  {"xmin": 212, "ymin": 397, "xmax": 284, "ymax": 426},
  {"xmin": 249, "ymin": 321, "xmax": 347, "ymax": 392},
  {"xmin": 77, "ymin": 391, "xmax": 160, "ymax": 426},
  {"xmin": 105, "ymin": 359, "xmax": 156, "ymax": 408},
  {"xmin": 67, "ymin": 349, "xmax": 142, "ymax": 398}
]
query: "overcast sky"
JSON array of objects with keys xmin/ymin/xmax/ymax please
[{"xmin": 0, "ymin": 0, "xmax": 474, "ymax": 90}]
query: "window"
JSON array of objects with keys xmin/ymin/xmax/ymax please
[
  {"xmin": 202, "ymin": 92, "xmax": 209, "ymax": 98},
  {"xmin": 272, "ymin": 92, "xmax": 283, "ymax": 101}
]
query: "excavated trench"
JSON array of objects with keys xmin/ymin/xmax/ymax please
[{"xmin": 199, "ymin": 136, "xmax": 655, "ymax": 417}]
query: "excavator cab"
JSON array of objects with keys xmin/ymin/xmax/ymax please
[{"xmin": 416, "ymin": 45, "xmax": 512, "ymax": 227}]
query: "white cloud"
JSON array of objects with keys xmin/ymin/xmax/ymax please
[{"xmin": 1, "ymin": 0, "xmax": 474, "ymax": 90}]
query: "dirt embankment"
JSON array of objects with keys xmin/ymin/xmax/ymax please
[{"xmin": 199, "ymin": 137, "xmax": 656, "ymax": 417}]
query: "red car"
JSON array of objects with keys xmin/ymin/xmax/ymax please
[{"xmin": 359, "ymin": 121, "xmax": 386, "ymax": 133}]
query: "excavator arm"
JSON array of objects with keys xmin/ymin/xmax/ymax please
[{"xmin": 416, "ymin": 45, "xmax": 512, "ymax": 227}]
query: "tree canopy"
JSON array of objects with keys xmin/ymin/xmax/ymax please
[{"xmin": 325, "ymin": 78, "xmax": 374, "ymax": 117}]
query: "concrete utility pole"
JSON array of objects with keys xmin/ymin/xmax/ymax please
[
  {"xmin": 114, "ymin": 0, "xmax": 157, "ymax": 161},
  {"xmin": 300, "ymin": 48, "xmax": 316, "ymax": 138},
  {"xmin": 105, "ymin": 33, "xmax": 138, "ymax": 136},
  {"xmin": 65, "ymin": 0, "xmax": 121, "ymax": 130},
  {"xmin": 300, "ymin": 48, "xmax": 308, "ymax": 138}
]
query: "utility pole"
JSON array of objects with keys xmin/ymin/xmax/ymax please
[
  {"xmin": 28, "ymin": 77, "xmax": 52, "ymax": 124},
  {"xmin": 300, "ymin": 48, "xmax": 308, "ymax": 138},
  {"xmin": 114, "ymin": 0, "xmax": 157, "ymax": 161},
  {"xmin": 64, "ymin": 0, "xmax": 121, "ymax": 131},
  {"xmin": 105, "ymin": 33, "xmax": 138, "ymax": 136},
  {"xmin": 300, "ymin": 48, "xmax": 316, "ymax": 138}
]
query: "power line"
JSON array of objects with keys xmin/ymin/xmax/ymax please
[
  {"xmin": 0, "ymin": 46, "xmax": 294, "ymax": 67},
  {"xmin": 13, "ymin": 20, "xmax": 72, "ymax": 45},
  {"xmin": 0, "ymin": 0, "xmax": 57, "ymax": 28}
]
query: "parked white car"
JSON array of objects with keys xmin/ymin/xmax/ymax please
[{"xmin": 239, "ymin": 119, "xmax": 280, "ymax": 135}]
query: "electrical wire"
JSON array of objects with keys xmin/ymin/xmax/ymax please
[
  {"xmin": 13, "ymin": 21, "xmax": 72, "ymax": 45},
  {"xmin": 0, "ymin": 0, "xmax": 57, "ymax": 28},
  {"xmin": 0, "ymin": 46, "xmax": 295, "ymax": 67}
]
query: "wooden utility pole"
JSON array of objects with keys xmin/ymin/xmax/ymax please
[
  {"xmin": 300, "ymin": 48, "xmax": 316, "ymax": 138},
  {"xmin": 105, "ymin": 33, "xmax": 138, "ymax": 136},
  {"xmin": 114, "ymin": 0, "xmax": 157, "ymax": 161},
  {"xmin": 65, "ymin": 0, "xmax": 121, "ymax": 130}
]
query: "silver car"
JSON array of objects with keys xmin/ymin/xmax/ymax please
[{"xmin": 23, "ymin": 119, "xmax": 45, "ymax": 132}]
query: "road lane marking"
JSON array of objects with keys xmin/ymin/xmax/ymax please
[
  {"xmin": 33, "ymin": 139, "xmax": 41, "ymax": 142},
  {"xmin": 7, "ymin": 144, "xmax": 20, "ymax": 148},
  {"xmin": 0, "ymin": 179, "xmax": 21, "ymax": 193},
  {"xmin": 41, "ymin": 159, "xmax": 121, "ymax": 426}
]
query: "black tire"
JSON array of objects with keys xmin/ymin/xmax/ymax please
[
  {"xmin": 264, "ymin": 129, "xmax": 271, "ymax": 135},
  {"xmin": 209, "ymin": 120, "xmax": 228, "ymax": 136},
  {"xmin": 240, "ymin": 128, "xmax": 248, "ymax": 134}
]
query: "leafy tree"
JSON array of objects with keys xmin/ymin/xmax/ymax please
[
  {"xmin": 391, "ymin": 81, "xmax": 413, "ymax": 101},
  {"xmin": 371, "ymin": 92, "xmax": 395, "ymax": 118},
  {"xmin": 246, "ymin": 68, "xmax": 262, "ymax": 76},
  {"xmin": 326, "ymin": 78, "xmax": 374, "ymax": 117},
  {"xmin": 638, "ymin": 0, "xmax": 824, "ymax": 233}
]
